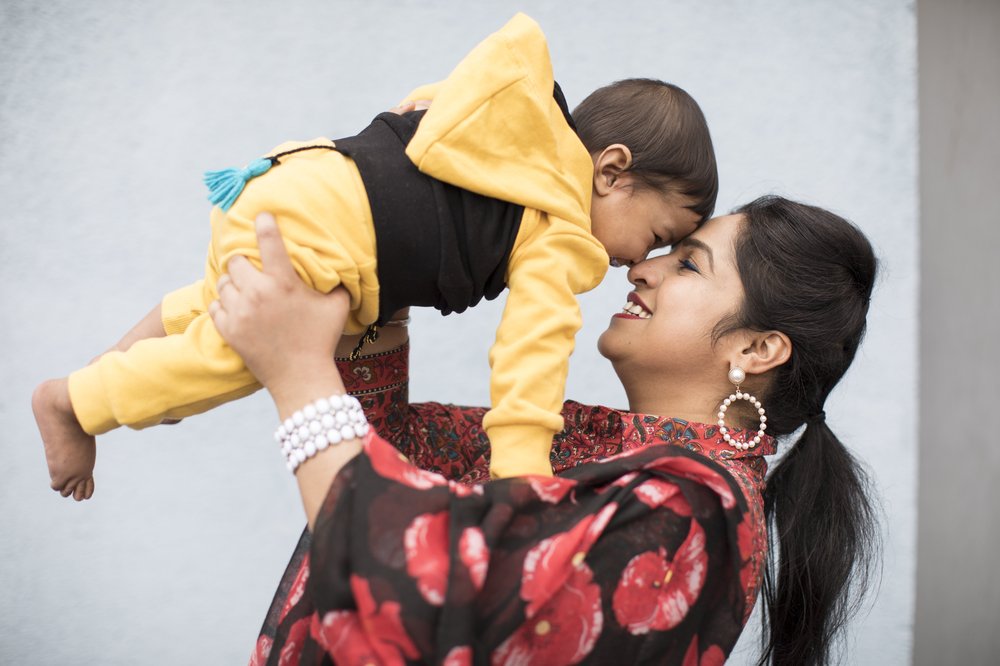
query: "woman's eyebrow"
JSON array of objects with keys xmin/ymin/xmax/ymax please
[{"xmin": 677, "ymin": 237, "xmax": 715, "ymax": 272}]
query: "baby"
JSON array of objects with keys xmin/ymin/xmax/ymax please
[{"xmin": 33, "ymin": 13, "xmax": 717, "ymax": 499}]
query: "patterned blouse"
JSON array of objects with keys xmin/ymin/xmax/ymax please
[{"xmin": 251, "ymin": 343, "xmax": 775, "ymax": 666}]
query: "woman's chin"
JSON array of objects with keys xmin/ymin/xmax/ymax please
[
  {"xmin": 597, "ymin": 327, "xmax": 629, "ymax": 364},
  {"xmin": 596, "ymin": 329, "xmax": 615, "ymax": 360}
]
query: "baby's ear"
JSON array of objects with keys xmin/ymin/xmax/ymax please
[{"xmin": 593, "ymin": 144, "xmax": 633, "ymax": 194}]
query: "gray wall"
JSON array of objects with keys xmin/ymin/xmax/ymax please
[
  {"xmin": 913, "ymin": 0, "xmax": 1000, "ymax": 663},
  {"xmin": 0, "ymin": 1, "xmax": 917, "ymax": 663}
]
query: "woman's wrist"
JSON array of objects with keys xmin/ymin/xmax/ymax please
[{"xmin": 268, "ymin": 361, "xmax": 348, "ymax": 421}]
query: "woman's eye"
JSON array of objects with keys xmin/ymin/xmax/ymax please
[{"xmin": 679, "ymin": 258, "xmax": 700, "ymax": 273}]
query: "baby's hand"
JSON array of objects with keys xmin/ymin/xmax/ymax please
[
  {"xmin": 31, "ymin": 378, "xmax": 97, "ymax": 501},
  {"xmin": 389, "ymin": 99, "xmax": 432, "ymax": 115}
]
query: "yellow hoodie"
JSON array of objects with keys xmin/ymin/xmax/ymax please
[{"xmin": 67, "ymin": 13, "xmax": 608, "ymax": 478}]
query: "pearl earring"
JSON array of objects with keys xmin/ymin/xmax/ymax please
[{"xmin": 717, "ymin": 366, "xmax": 767, "ymax": 451}]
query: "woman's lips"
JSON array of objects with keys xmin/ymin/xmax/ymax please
[
  {"xmin": 616, "ymin": 292, "xmax": 653, "ymax": 319},
  {"xmin": 628, "ymin": 293, "xmax": 653, "ymax": 313}
]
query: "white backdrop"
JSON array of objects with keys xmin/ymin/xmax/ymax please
[{"xmin": 0, "ymin": 1, "xmax": 916, "ymax": 663}]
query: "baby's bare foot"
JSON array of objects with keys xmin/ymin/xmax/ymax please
[{"xmin": 31, "ymin": 378, "xmax": 96, "ymax": 501}]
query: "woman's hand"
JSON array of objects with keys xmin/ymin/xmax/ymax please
[
  {"xmin": 209, "ymin": 212, "xmax": 351, "ymax": 408},
  {"xmin": 210, "ymin": 212, "xmax": 366, "ymax": 528}
]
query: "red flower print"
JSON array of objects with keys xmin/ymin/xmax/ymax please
[
  {"xmin": 278, "ymin": 554, "xmax": 310, "ymax": 624},
  {"xmin": 521, "ymin": 504, "xmax": 617, "ymax": 616},
  {"xmin": 313, "ymin": 575, "xmax": 420, "ymax": 665},
  {"xmin": 492, "ymin": 563, "xmax": 603, "ymax": 665},
  {"xmin": 404, "ymin": 512, "xmax": 451, "ymax": 606},
  {"xmin": 633, "ymin": 478, "xmax": 692, "ymax": 517},
  {"xmin": 683, "ymin": 636, "xmax": 698, "ymax": 664},
  {"xmin": 612, "ymin": 472, "xmax": 639, "ymax": 487},
  {"xmin": 612, "ymin": 522, "xmax": 708, "ymax": 634},
  {"xmin": 528, "ymin": 476, "xmax": 577, "ymax": 503},
  {"xmin": 681, "ymin": 636, "xmax": 725, "ymax": 665},
  {"xmin": 459, "ymin": 527, "xmax": 489, "ymax": 591},
  {"xmin": 443, "ymin": 645, "xmax": 473, "ymax": 666},
  {"xmin": 700, "ymin": 644, "xmax": 726, "ymax": 666},
  {"xmin": 248, "ymin": 635, "xmax": 272, "ymax": 666},
  {"xmin": 367, "ymin": 433, "xmax": 449, "ymax": 490},
  {"xmin": 312, "ymin": 611, "xmax": 378, "ymax": 666},
  {"xmin": 449, "ymin": 480, "xmax": 485, "ymax": 497},
  {"xmin": 278, "ymin": 616, "xmax": 309, "ymax": 666},
  {"xmin": 651, "ymin": 457, "xmax": 736, "ymax": 509}
]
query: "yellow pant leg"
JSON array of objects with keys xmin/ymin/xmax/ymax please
[
  {"xmin": 69, "ymin": 225, "xmax": 262, "ymax": 434},
  {"xmin": 67, "ymin": 145, "xmax": 379, "ymax": 435}
]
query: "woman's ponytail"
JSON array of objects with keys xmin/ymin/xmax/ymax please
[
  {"xmin": 760, "ymin": 420, "xmax": 879, "ymax": 664},
  {"xmin": 721, "ymin": 197, "xmax": 880, "ymax": 665}
]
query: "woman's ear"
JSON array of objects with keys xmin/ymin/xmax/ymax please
[
  {"xmin": 735, "ymin": 330, "xmax": 792, "ymax": 378},
  {"xmin": 593, "ymin": 144, "xmax": 633, "ymax": 196}
]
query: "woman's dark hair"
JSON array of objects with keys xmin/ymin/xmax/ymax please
[
  {"xmin": 717, "ymin": 196, "xmax": 881, "ymax": 665},
  {"xmin": 572, "ymin": 78, "xmax": 718, "ymax": 223}
]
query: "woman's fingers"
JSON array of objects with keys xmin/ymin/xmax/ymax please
[
  {"xmin": 255, "ymin": 212, "xmax": 297, "ymax": 280},
  {"xmin": 216, "ymin": 276, "xmax": 241, "ymax": 313},
  {"xmin": 83, "ymin": 477, "xmax": 95, "ymax": 500},
  {"xmin": 208, "ymin": 299, "xmax": 228, "ymax": 334},
  {"xmin": 226, "ymin": 254, "xmax": 260, "ymax": 290}
]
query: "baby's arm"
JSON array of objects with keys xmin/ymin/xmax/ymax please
[{"xmin": 482, "ymin": 213, "xmax": 608, "ymax": 478}]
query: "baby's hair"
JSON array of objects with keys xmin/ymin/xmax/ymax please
[{"xmin": 573, "ymin": 78, "xmax": 718, "ymax": 223}]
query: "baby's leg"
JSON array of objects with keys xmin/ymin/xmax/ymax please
[
  {"xmin": 68, "ymin": 309, "xmax": 261, "ymax": 434},
  {"xmin": 34, "ymin": 282, "xmax": 207, "ymax": 501},
  {"xmin": 90, "ymin": 291, "xmax": 202, "ymax": 424},
  {"xmin": 32, "ymin": 377, "xmax": 95, "ymax": 501},
  {"xmin": 94, "ymin": 303, "xmax": 167, "ymax": 362}
]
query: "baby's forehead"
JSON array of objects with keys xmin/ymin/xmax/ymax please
[{"xmin": 663, "ymin": 201, "xmax": 704, "ymax": 242}]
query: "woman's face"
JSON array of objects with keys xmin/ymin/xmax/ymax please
[{"xmin": 597, "ymin": 214, "xmax": 746, "ymax": 380}]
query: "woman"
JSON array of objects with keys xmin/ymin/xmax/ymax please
[{"xmin": 211, "ymin": 195, "xmax": 879, "ymax": 665}]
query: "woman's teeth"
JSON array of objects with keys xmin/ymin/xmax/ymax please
[{"xmin": 622, "ymin": 302, "xmax": 652, "ymax": 318}]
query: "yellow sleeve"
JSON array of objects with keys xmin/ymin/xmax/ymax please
[
  {"xmin": 483, "ymin": 211, "xmax": 608, "ymax": 478},
  {"xmin": 161, "ymin": 280, "xmax": 206, "ymax": 335}
]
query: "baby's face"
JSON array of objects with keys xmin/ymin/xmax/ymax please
[{"xmin": 590, "ymin": 180, "xmax": 702, "ymax": 267}]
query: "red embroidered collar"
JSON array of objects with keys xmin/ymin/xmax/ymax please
[
  {"xmin": 618, "ymin": 412, "xmax": 777, "ymax": 461},
  {"xmin": 563, "ymin": 401, "xmax": 777, "ymax": 462}
]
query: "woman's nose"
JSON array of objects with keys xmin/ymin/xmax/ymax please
[{"xmin": 627, "ymin": 258, "xmax": 660, "ymax": 287}]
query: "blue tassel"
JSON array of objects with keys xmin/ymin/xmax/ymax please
[{"xmin": 203, "ymin": 157, "xmax": 275, "ymax": 212}]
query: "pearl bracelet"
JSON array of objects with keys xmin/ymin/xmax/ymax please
[{"xmin": 274, "ymin": 393, "xmax": 369, "ymax": 473}]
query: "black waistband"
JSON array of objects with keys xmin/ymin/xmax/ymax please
[{"xmin": 333, "ymin": 110, "xmax": 523, "ymax": 325}]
